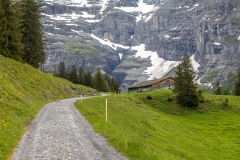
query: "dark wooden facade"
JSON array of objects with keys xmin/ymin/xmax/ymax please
[{"xmin": 128, "ymin": 77, "xmax": 175, "ymax": 93}]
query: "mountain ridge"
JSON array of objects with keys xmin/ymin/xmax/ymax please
[{"xmin": 40, "ymin": 0, "xmax": 240, "ymax": 89}]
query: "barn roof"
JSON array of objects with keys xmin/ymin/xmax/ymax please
[{"xmin": 128, "ymin": 77, "xmax": 174, "ymax": 89}]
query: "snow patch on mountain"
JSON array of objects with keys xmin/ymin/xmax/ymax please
[
  {"xmin": 100, "ymin": 0, "xmax": 111, "ymax": 13},
  {"xmin": 81, "ymin": 12, "xmax": 95, "ymax": 18},
  {"xmin": 44, "ymin": 0, "xmax": 90, "ymax": 7},
  {"xmin": 190, "ymin": 55, "xmax": 200, "ymax": 72},
  {"xmin": 214, "ymin": 42, "xmax": 221, "ymax": 45},
  {"xmin": 71, "ymin": 29, "xmax": 84, "ymax": 35},
  {"xmin": 119, "ymin": 53, "xmax": 123, "ymax": 60},
  {"xmin": 132, "ymin": 44, "xmax": 181, "ymax": 80},
  {"xmin": 145, "ymin": 14, "xmax": 154, "ymax": 22},
  {"xmin": 44, "ymin": 0, "xmax": 110, "ymax": 14},
  {"xmin": 115, "ymin": 0, "xmax": 156, "ymax": 14},
  {"xmin": 43, "ymin": 12, "xmax": 82, "ymax": 21},
  {"xmin": 90, "ymin": 34, "xmax": 130, "ymax": 50},
  {"xmin": 115, "ymin": 0, "xmax": 158, "ymax": 23}
]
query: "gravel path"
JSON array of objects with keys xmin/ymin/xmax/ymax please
[{"xmin": 13, "ymin": 97, "xmax": 127, "ymax": 160}]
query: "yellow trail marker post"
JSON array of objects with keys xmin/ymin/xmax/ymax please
[
  {"xmin": 81, "ymin": 94, "xmax": 83, "ymax": 103},
  {"xmin": 106, "ymin": 98, "xmax": 108, "ymax": 122}
]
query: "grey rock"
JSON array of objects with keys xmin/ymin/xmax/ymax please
[{"xmin": 40, "ymin": 0, "xmax": 240, "ymax": 89}]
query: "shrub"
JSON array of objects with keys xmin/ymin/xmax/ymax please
[
  {"xmin": 198, "ymin": 90, "xmax": 204, "ymax": 103},
  {"xmin": 167, "ymin": 97, "xmax": 173, "ymax": 102},
  {"xmin": 146, "ymin": 95, "xmax": 153, "ymax": 100},
  {"xmin": 223, "ymin": 98, "xmax": 229, "ymax": 107}
]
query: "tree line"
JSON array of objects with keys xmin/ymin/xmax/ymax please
[
  {"xmin": 0, "ymin": 0, "xmax": 44, "ymax": 68},
  {"xmin": 54, "ymin": 61, "xmax": 120, "ymax": 93},
  {"xmin": 174, "ymin": 56, "xmax": 240, "ymax": 109}
]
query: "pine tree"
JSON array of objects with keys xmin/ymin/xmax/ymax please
[
  {"xmin": 174, "ymin": 56, "xmax": 199, "ymax": 108},
  {"xmin": 111, "ymin": 77, "xmax": 120, "ymax": 93},
  {"xmin": 69, "ymin": 65, "xmax": 78, "ymax": 84},
  {"xmin": 21, "ymin": 0, "xmax": 44, "ymax": 68},
  {"xmin": 214, "ymin": 80, "xmax": 222, "ymax": 95},
  {"xmin": 8, "ymin": 0, "xmax": 24, "ymax": 60},
  {"xmin": 84, "ymin": 71, "xmax": 93, "ymax": 88},
  {"xmin": 235, "ymin": 67, "xmax": 240, "ymax": 96},
  {"xmin": 94, "ymin": 68, "xmax": 108, "ymax": 92},
  {"xmin": 0, "ymin": 0, "xmax": 24, "ymax": 60},
  {"xmin": 0, "ymin": 0, "xmax": 10, "ymax": 57},
  {"xmin": 108, "ymin": 76, "xmax": 120, "ymax": 93},
  {"xmin": 78, "ymin": 67, "xmax": 85, "ymax": 85},
  {"xmin": 104, "ymin": 74, "xmax": 111, "ymax": 90},
  {"xmin": 103, "ymin": 80, "xmax": 110, "ymax": 92},
  {"xmin": 57, "ymin": 61, "xmax": 66, "ymax": 78}
]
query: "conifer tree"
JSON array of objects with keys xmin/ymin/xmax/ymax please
[
  {"xmin": 78, "ymin": 67, "xmax": 85, "ymax": 85},
  {"xmin": 0, "ymin": 0, "xmax": 10, "ymax": 57},
  {"xmin": 103, "ymin": 80, "xmax": 110, "ymax": 92},
  {"xmin": 69, "ymin": 65, "xmax": 78, "ymax": 84},
  {"xmin": 57, "ymin": 61, "xmax": 66, "ymax": 79},
  {"xmin": 235, "ymin": 67, "xmax": 240, "ymax": 96},
  {"xmin": 94, "ymin": 68, "xmax": 108, "ymax": 92},
  {"xmin": 8, "ymin": 0, "xmax": 24, "ymax": 60},
  {"xmin": 21, "ymin": 0, "xmax": 44, "ymax": 68},
  {"xmin": 111, "ymin": 77, "xmax": 120, "ymax": 93},
  {"xmin": 0, "ymin": 0, "xmax": 24, "ymax": 60},
  {"xmin": 84, "ymin": 71, "xmax": 93, "ymax": 88},
  {"xmin": 174, "ymin": 56, "xmax": 199, "ymax": 108},
  {"xmin": 214, "ymin": 80, "xmax": 222, "ymax": 95}
]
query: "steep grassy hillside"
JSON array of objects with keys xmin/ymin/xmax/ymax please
[
  {"xmin": 76, "ymin": 89, "xmax": 240, "ymax": 160},
  {"xmin": 0, "ymin": 55, "xmax": 96, "ymax": 159}
]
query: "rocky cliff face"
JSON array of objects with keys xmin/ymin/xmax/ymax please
[{"xmin": 40, "ymin": 0, "xmax": 240, "ymax": 89}]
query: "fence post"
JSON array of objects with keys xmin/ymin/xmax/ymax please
[
  {"xmin": 81, "ymin": 94, "xmax": 83, "ymax": 103},
  {"xmin": 106, "ymin": 98, "xmax": 108, "ymax": 122}
]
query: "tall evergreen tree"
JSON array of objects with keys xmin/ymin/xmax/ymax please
[
  {"xmin": 8, "ymin": 0, "xmax": 24, "ymax": 60},
  {"xmin": 0, "ymin": 0, "xmax": 24, "ymax": 60},
  {"xmin": 214, "ymin": 80, "xmax": 222, "ymax": 95},
  {"xmin": 94, "ymin": 68, "xmax": 108, "ymax": 92},
  {"xmin": 103, "ymin": 80, "xmax": 110, "ymax": 92},
  {"xmin": 57, "ymin": 61, "xmax": 66, "ymax": 79},
  {"xmin": 235, "ymin": 67, "xmax": 240, "ymax": 96},
  {"xmin": 78, "ymin": 67, "xmax": 85, "ymax": 85},
  {"xmin": 0, "ymin": 0, "xmax": 10, "ymax": 57},
  {"xmin": 111, "ymin": 77, "xmax": 120, "ymax": 93},
  {"xmin": 174, "ymin": 56, "xmax": 199, "ymax": 108},
  {"xmin": 21, "ymin": 0, "xmax": 44, "ymax": 68},
  {"xmin": 69, "ymin": 65, "xmax": 78, "ymax": 84},
  {"xmin": 84, "ymin": 71, "xmax": 93, "ymax": 88}
]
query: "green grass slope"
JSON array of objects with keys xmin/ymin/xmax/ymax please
[
  {"xmin": 76, "ymin": 89, "xmax": 240, "ymax": 160},
  {"xmin": 0, "ymin": 55, "xmax": 96, "ymax": 159}
]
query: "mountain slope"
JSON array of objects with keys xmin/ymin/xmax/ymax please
[
  {"xmin": 76, "ymin": 89, "xmax": 240, "ymax": 160},
  {"xmin": 0, "ymin": 55, "xmax": 95, "ymax": 159},
  {"xmin": 40, "ymin": 0, "xmax": 240, "ymax": 89}
]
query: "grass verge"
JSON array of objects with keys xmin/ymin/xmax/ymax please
[{"xmin": 76, "ymin": 89, "xmax": 240, "ymax": 160}]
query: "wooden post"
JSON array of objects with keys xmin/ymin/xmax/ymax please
[
  {"xmin": 106, "ymin": 98, "xmax": 108, "ymax": 122},
  {"xmin": 81, "ymin": 94, "xmax": 82, "ymax": 103}
]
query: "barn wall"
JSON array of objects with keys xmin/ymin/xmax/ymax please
[
  {"xmin": 128, "ymin": 78, "xmax": 175, "ymax": 93},
  {"xmin": 152, "ymin": 79, "xmax": 174, "ymax": 89}
]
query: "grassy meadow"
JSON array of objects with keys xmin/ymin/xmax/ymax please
[
  {"xmin": 76, "ymin": 89, "xmax": 240, "ymax": 160},
  {"xmin": 0, "ymin": 55, "xmax": 96, "ymax": 159}
]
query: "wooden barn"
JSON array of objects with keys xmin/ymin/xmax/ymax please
[{"xmin": 128, "ymin": 77, "xmax": 175, "ymax": 93}]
